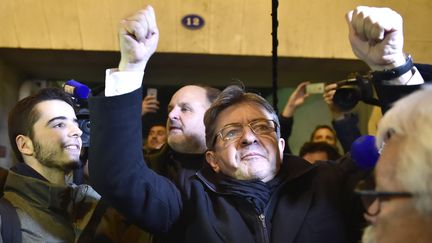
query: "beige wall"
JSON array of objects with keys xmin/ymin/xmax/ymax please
[{"xmin": 1, "ymin": 0, "xmax": 431, "ymax": 62}]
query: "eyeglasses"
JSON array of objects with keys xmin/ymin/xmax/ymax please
[
  {"xmin": 355, "ymin": 190, "xmax": 414, "ymax": 216},
  {"xmin": 212, "ymin": 119, "xmax": 277, "ymax": 147}
]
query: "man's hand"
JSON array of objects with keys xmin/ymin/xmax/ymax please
[
  {"xmin": 347, "ymin": 6, "xmax": 406, "ymax": 71},
  {"xmin": 323, "ymin": 83, "xmax": 348, "ymax": 121},
  {"xmin": 141, "ymin": 95, "xmax": 160, "ymax": 116},
  {"xmin": 119, "ymin": 5, "xmax": 159, "ymax": 71},
  {"xmin": 281, "ymin": 81, "xmax": 309, "ymax": 118}
]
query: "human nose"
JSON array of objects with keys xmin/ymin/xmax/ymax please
[
  {"xmin": 364, "ymin": 212, "xmax": 377, "ymax": 225},
  {"xmin": 364, "ymin": 199, "xmax": 379, "ymax": 224},
  {"xmin": 168, "ymin": 106, "xmax": 180, "ymax": 120},
  {"xmin": 71, "ymin": 123, "xmax": 83, "ymax": 138},
  {"xmin": 240, "ymin": 126, "xmax": 258, "ymax": 146}
]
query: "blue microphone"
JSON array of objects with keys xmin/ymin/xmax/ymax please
[
  {"xmin": 64, "ymin": 80, "xmax": 90, "ymax": 99},
  {"xmin": 350, "ymin": 135, "xmax": 380, "ymax": 170}
]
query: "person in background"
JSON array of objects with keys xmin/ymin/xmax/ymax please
[
  {"xmin": 280, "ymin": 81, "xmax": 359, "ymax": 154},
  {"xmin": 143, "ymin": 124, "xmax": 167, "ymax": 155},
  {"xmin": 309, "ymin": 124, "xmax": 338, "ymax": 147},
  {"xmin": 299, "ymin": 141, "xmax": 341, "ymax": 163},
  {"xmin": 141, "ymin": 94, "xmax": 160, "ymax": 116}
]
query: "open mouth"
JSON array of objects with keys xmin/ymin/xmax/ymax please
[{"xmin": 64, "ymin": 144, "xmax": 81, "ymax": 151}]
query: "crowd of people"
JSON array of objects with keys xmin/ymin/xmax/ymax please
[{"xmin": 1, "ymin": 4, "xmax": 431, "ymax": 243}]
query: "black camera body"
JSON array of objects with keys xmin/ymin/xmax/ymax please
[
  {"xmin": 332, "ymin": 75, "xmax": 379, "ymax": 112},
  {"xmin": 76, "ymin": 106, "xmax": 90, "ymax": 148}
]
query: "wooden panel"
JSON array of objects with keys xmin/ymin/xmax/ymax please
[
  {"xmin": 207, "ymin": 0, "xmax": 245, "ymax": 55},
  {"xmin": 175, "ymin": 0, "xmax": 213, "ymax": 53},
  {"xmin": 279, "ymin": 0, "xmax": 360, "ymax": 58},
  {"xmin": 76, "ymin": 0, "xmax": 114, "ymax": 50},
  {"xmin": 0, "ymin": 0, "xmax": 431, "ymax": 62},
  {"xmin": 240, "ymin": 0, "xmax": 271, "ymax": 56},
  {"xmin": 12, "ymin": 0, "xmax": 51, "ymax": 48},
  {"xmin": 393, "ymin": 0, "xmax": 432, "ymax": 63},
  {"xmin": 106, "ymin": 0, "xmax": 145, "ymax": 51},
  {"xmin": 176, "ymin": 0, "xmax": 210, "ymax": 53},
  {"xmin": 43, "ymin": 0, "xmax": 82, "ymax": 49},
  {"xmin": 0, "ymin": 1, "xmax": 18, "ymax": 47},
  {"xmin": 150, "ymin": 0, "xmax": 179, "ymax": 53},
  {"xmin": 279, "ymin": 0, "xmax": 432, "ymax": 61}
]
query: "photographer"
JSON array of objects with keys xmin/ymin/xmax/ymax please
[{"xmin": 280, "ymin": 81, "xmax": 360, "ymax": 154}]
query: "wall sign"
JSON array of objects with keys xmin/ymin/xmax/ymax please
[{"xmin": 181, "ymin": 14, "xmax": 205, "ymax": 30}]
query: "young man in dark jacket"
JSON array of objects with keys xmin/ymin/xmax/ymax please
[{"xmin": 2, "ymin": 88, "xmax": 151, "ymax": 242}]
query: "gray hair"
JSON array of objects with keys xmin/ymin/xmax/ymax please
[{"xmin": 376, "ymin": 85, "xmax": 432, "ymax": 215}]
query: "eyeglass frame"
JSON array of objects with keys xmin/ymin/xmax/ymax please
[
  {"xmin": 355, "ymin": 189, "xmax": 414, "ymax": 216},
  {"xmin": 211, "ymin": 119, "xmax": 278, "ymax": 148}
]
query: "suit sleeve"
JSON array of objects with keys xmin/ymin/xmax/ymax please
[
  {"xmin": 373, "ymin": 64, "xmax": 432, "ymax": 113},
  {"xmin": 332, "ymin": 113, "xmax": 361, "ymax": 154},
  {"xmin": 88, "ymin": 88, "xmax": 182, "ymax": 233}
]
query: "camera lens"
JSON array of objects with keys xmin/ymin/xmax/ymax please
[{"xmin": 333, "ymin": 87, "xmax": 361, "ymax": 112}]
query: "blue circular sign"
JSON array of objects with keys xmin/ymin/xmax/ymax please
[{"xmin": 181, "ymin": 14, "xmax": 205, "ymax": 30}]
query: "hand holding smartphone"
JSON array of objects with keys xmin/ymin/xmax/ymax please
[{"xmin": 147, "ymin": 88, "xmax": 158, "ymax": 99}]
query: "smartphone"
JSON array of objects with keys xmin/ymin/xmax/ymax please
[
  {"xmin": 147, "ymin": 88, "xmax": 158, "ymax": 99},
  {"xmin": 306, "ymin": 83, "xmax": 325, "ymax": 94}
]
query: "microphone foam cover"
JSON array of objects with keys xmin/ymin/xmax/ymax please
[
  {"xmin": 65, "ymin": 80, "xmax": 90, "ymax": 99},
  {"xmin": 350, "ymin": 135, "xmax": 379, "ymax": 170}
]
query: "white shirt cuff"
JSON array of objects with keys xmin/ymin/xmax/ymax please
[
  {"xmin": 405, "ymin": 67, "xmax": 424, "ymax": 85},
  {"xmin": 105, "ymin": 68, "xmax": 144, "ymax": 97}
]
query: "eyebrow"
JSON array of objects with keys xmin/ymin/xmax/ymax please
[
  {"xmin": 168, "ymin": 102, "xmax": 192, "ymax": 110},
  {"xmin": 46, "ymin": 116, "xmax": 78, "ymax": 126},
  {"xmin": 179, "ymin": 102, "xmax": 192, "ymax": 108},
  {"xmin": 222, "ymin": 118, "xmax": 269, "ymax": 127}
]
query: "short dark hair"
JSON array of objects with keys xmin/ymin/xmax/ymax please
[
  {"xmin": 204, "ymin": 84, "xmax": 280, "ymax": 149},
  {"xmin": 299, "ymin": 141, "xmax": 341, "ymax": 161},
  {"xmin": 8, "ymin": 88, "xmax": 75, "ymax": 162},
  {"xmin": 309, "ymin": 124, "xmax": 337, "ymax": 142}
]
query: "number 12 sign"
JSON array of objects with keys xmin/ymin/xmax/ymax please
[{"xmin": 181, "ymin": 14, "xmax": 205, "ymax": 30}]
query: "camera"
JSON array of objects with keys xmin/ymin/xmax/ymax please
[
  {"xmin": 76, "ymin": 107, "xmax": 90, "ymax": 148},
  {"xmin": 332, "ymin": 74, "xmax": 379, "ymax": 112},
  {"xmin": 63, "ymin": 80, "xmax": 91, "ymax": 148}
]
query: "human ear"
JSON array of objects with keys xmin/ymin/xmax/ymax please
[
  {"xmin": 16, "ymin": 135, "xmax": 34, "ymax": 156},
  {"xmin": 205, "ymin": 150, "xmax": 220, "ymax": 173},
  {"xmin": 278, "ymin": 138, "xmax": 285, "ymax": 160}
]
